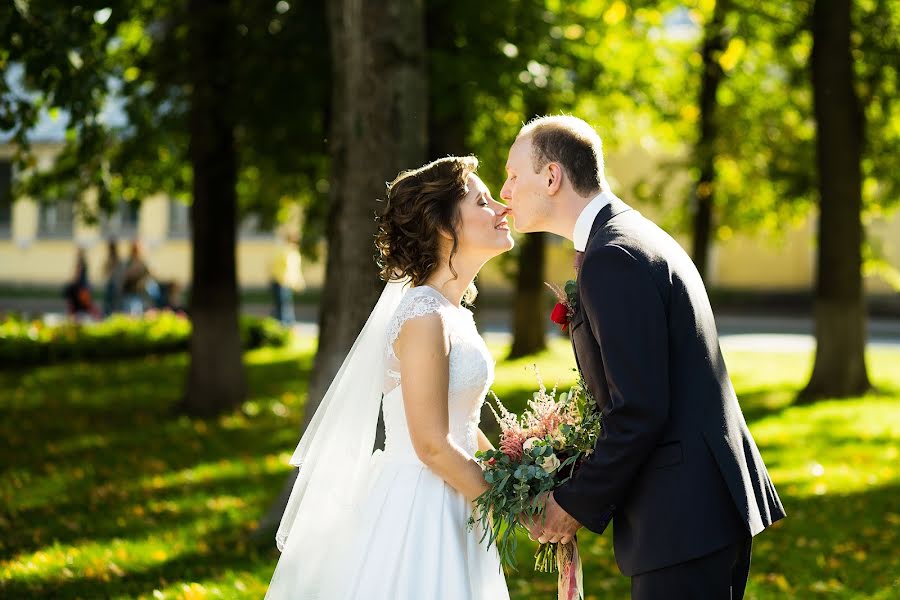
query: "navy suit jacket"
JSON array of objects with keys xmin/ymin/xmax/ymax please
[{"xmin": 553, "ymin": 198, "xmax": 785, "ymax": 576}]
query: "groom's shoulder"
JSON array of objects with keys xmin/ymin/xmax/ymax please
[
  {"xmin": 582, "ymin": 241, "xmax": 650, "ymax": 282},
  {"xmin": 592, "ymin": 208, "xmax": 685, "ymax": 260},
  {"xmin": 585, "ymin": 213, "xmax": 653, "ymax": 263},
  {"xmin": 585, "ymin": 216, "xmax": 681, "ymax": 284}
]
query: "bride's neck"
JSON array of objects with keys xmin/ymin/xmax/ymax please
[{"xmin": 423, "ymin": 256, "xmax": 482, "ymax": 307}]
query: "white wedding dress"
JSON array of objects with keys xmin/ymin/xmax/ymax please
[{"xmin": 266, "ymin": 285, "xmax": 509, "ymax": 599}]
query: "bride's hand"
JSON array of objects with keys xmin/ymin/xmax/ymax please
[
  {"xmin": 520, "ymin": 492, "xmax": 549, "ymax": 541},
  {"xmin": 521, "ymin": 515, "xmax": 543, "ymax": 541}
]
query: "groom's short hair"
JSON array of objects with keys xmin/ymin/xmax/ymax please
[{"xmin": 518, "ymin": 115, "xmax": 605, "ymax": 197}]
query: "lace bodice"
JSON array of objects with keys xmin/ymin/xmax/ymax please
[{"xmin": 381, "ymin": 286, "xmax": 494, "ymax": 458}]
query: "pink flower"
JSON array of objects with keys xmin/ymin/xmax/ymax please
[{"xmin": 499, "ymin": 429, "xmax": 526, "ymax": 461}]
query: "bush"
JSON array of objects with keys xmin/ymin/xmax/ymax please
[
  {"xmin": 239, "ymin": 314, "xmax": 291, "ymax": 349},
  {"xmin": 0, "ymin": 311, "xmax": 290, "ymax": 367}
]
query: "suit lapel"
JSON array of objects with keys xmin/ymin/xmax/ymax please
[
  {"xmin": 587, "ymin": 197, "xmax": 633, "ymax": 248},
  {"xmin": 575, "ymin": 196, "xmax": 632, "ymax": 319},
  {"xmin": 570, "ymin": 196, "xmax": 633, "ymax": 377}
]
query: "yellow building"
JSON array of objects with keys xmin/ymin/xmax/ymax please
[
  {"xmin": 0, "ymin": 142, "xmax": 308, "ymax": 291},
  {"xmin": 1, "ymin": 142, "xmax": 898, "ymax": 296}
]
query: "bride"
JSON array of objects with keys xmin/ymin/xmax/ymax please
[{"xmin": 265, "ymin": 156, "xmax": 514, "ymax": 599}]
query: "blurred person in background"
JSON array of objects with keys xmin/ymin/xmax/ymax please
[
  {"xmin": 102, "ymin": 239, "xmax": 126, "ymax": 316},
  {"xmin": 63, "ymin": 246, "xmax": 98, "ymax": 320},
  {"xmin": 161, "ymin": 279, "xmax": 186, "ymax": 315},
  {"xmin": 268, "ymin": 234, "xmax": 304, "ymax": 325},
  {"xmin": 121, "ymin": 240, "xmax": 152, "ymax": 316}
]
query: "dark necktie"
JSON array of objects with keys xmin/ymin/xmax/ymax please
[{"xmin": 574, "ymin": 250, "xmax": 585, "ymax": 274}]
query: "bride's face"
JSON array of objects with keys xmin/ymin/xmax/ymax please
[{"xmin": 451, "ymin": 174, "xmax": 514, "ymax": 259}]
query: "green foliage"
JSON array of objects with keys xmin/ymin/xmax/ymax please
[
  {"xmin": 733, "ymin": 0, "xmax": 897, "ymax": 227},
  {"xmin": 1, "ymin": 338, "xmax": 897, "ymax": 598},
  {"xmin": 571, "ymin": 0, "xmax": 899, "ymax": 244},
  {"xmin": 0, "ymin": 312, "xmax": 289, "ymax": 366},
  {"xmin": 238, "ymin": 315, "xmax": 291, "ymax": 353},
  {"xmin": 0, "ymin": 1, "xmax": 330, "ymax": 241}
]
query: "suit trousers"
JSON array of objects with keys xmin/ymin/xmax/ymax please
[{"xmin": 631, "ymin": 536, "xmax": 752, "ymax": 600}]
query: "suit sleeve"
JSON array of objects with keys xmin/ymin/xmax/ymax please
[{"xmin": 553, "ymin": 244, "xmax": 670, "ymax": 533}]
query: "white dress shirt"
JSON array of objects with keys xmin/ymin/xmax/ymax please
[{"xmin": 573, "ymin": 190, "xmax": 618, "ymax": 251}]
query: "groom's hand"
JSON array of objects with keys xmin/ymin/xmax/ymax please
[{"xmin": 537, "ymin": 492, "xmax": 581, "ymax": 545}]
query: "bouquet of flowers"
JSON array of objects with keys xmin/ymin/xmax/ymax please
[{"xmin": 469, "ymin": 371, "xmax": 602, "ymax": 600}]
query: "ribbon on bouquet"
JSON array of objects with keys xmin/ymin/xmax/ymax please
[{"xmin": 556, "ymin": 538, "xmax": 584, "ymax": 600}]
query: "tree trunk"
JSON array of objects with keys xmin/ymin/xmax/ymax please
[
  {"xmin": 424, "ymin": 4, "xmax": 467, "ymax": 159},
  {"xmin": 257, "ymin": 0, "xmax": 427, "ymax": 533},
  {"xmin": 508, "ymin": 99, "xmax": 550, "ymax": 358},
  {"xmin": 310, "ymin": 0, "xmax": 427, "ymax": 418},
  {"xmin": 508, "ymin": 231, "xmax": 547, "ymax": 358},
  {"xmin": 428, "ymin": 110, "xmax": 468, "ymax": 159},
  {"xmin": 801, "ymin": 0, "xmax": 870, "ymax": 401},
  {"xmin": 178, "ymin": 0, "xmax": 245, "ymax": 417},
  {"xmin": 691, "ymin": 0, "xmax": 728, "ymax": 281}
]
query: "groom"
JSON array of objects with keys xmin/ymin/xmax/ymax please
[{"xmin": 501, "ymin": 115, "xmax": 785, "ymax": 599}]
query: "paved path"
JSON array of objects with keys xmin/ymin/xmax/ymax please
[
  {"xmin": 715, "ymin": 315, "xmax": 900, "ymax": 351},
  {"xmin": 4, "ymin": 297, "xmax": 899, "ymax": 351}
]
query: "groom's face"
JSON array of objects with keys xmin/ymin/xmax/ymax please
[{"xmin": 500, "ymin": 136, "xmax": 548, "ymax": 233}]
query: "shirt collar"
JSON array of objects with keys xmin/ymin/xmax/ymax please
[{"xmin": 573, "ymin": 190, "xmax": 616, "ymax": 252}]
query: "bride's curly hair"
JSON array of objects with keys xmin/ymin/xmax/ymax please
[{"xmin": 375, "ymin": 156, "xmax": 479, "ymax": 300}]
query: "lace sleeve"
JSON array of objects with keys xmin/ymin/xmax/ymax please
[{"xmin": 386, "ymin": 292, "xmax": 447, "ymax": 360}]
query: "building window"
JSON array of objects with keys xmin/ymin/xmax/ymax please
[
  {"xmin": 239, "ymin": 213, "xmax": 274, "ymax": 239},
  {"xmin": 101, "ymin": 200, "xmax": 139, "ymax": 239},
  {"xmin": 0, "ymin": 161, "xmax": 11, "ymax": 239},
  {"xmin": 168, "ymin": 201, "xmax": 273, "ymax": 239},
  {"xmin": 168, "ymin": 199, "xmax": 190, "ymax": 238},
  {"xmin": 38, "ymin": 198, "xmax": 75, "ymax": 238}
]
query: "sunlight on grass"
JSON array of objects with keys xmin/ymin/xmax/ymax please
[{"xmin": 1, "ymin": 335, "xmax": 898, "ymax": 599}]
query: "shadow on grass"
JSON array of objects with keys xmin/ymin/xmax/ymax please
[
  {"xmin": 746, "ymin": 482, "xmax": 900, "ymax": 598},
  {"xmin": 734, "ymin": 386, "xmax": 796, "ymax": 423},
  {"xmin": 6, "ymin": 351, "xmax": 308, "ymax": 415},
  {"xmin": 1, "ymin": 352, "xmax": 312, "ymax": 473},
  {"xmin": 0, "ymin": 520, "xmax": 278, "ymax": 599},
  {"xmin": 1, "ymin": 349, "xmax": 313, "ymax": 567},
  {"xmin": 790, "ymin": 381, "xmax": 900, "ymax": 408},
  {"xmin": 2, "ymin": 451, "xmax": 289, "ymax": 561}
]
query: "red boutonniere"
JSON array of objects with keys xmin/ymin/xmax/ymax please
[{"xmin": 545, "ymin": 280, "xmax": 578, "ymax": 332}]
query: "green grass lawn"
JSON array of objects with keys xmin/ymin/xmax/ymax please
[{"xmin": 1, "ymin": 335, "xmax": 898, "ymax": 599}]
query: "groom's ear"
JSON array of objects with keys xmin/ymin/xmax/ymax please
[{"xmin": 546, "ymin": 163, "xmax": 563, "ymax": 196}]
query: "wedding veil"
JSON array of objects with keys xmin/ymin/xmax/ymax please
[{"xmin": 270, "ymin": 279, "xmax": 409, "ymax": 588}]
